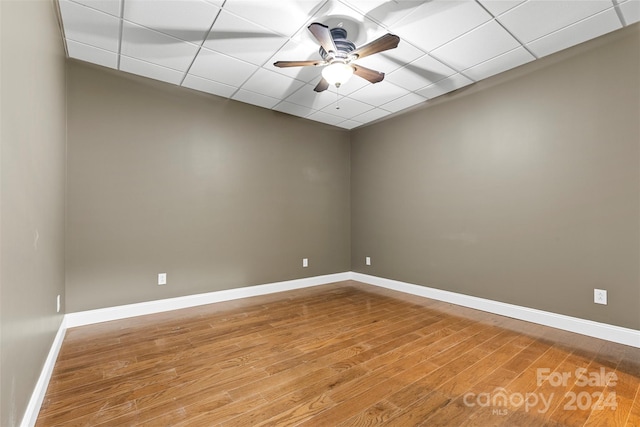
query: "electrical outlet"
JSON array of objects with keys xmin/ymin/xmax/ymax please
[
  {"xmin": 158, "ymin": 273, "xmax": 167, "ymax": 285},
  {"xmin": 365, "ymin": 256, "xmax": 371, "ymax": 266},
  {"xmin": 302, "ymin": 258, "xmax": 309, "ymax": 268},
  {"xmin": 56, "ymin": 295, "xmax": 61, "ymax": 313},
  {"xmin": 594, "ymin": 289, "xmax": 607, "ymax": 305}
]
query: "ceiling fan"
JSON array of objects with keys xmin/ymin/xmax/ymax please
[{"xmin": 274, "ymin": 23, "xmax": 400, "ymax": 93}]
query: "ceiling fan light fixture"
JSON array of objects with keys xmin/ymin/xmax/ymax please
[
  {"xmin": 322, "ymin": 62, "xmax": 354, "ymax": 87},
  {"xmin": 274, "ymin": 23, "xmax": 400, "ymax": 93}
]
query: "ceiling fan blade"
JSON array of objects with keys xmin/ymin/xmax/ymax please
[
  {"xmin": 314, "ymin": 78, "xmax": 330, "ymax": 93},
  {"xmin": 273, "ymin": 60, "xmax": 325, "ymax": 68},
  {"xmin": 308, "ymin": 22, "xmax": 338, "ymax": 55},
  {"xmin": 352, "ymin": 64, "xmax": 385, "ymax": 84},
  {"xmin": 350, "ymin": 33, "xmax": 400, "ymax": 60}
]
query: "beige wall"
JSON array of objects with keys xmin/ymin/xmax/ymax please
[
  {"xmin": 66, "ymin": 24, "xmax": 639, "ymax": 327},
  {"xmin": 0, "ymin": 1, "xmax": 67, "ymax": 425},
  {"xmin": 351, "ymin": 24, "xmax": 640, "ymax": 330},
  {"xmin": 65, "ymin": 61, "xmax": 351, "ymax": 312}
]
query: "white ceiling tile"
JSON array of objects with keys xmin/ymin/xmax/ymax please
[
  {"xmin": 431, "ymin": 20, "xmax": 520, "ymax": 71},
  {"xmin": 232, "ymin": 89, "xmax": 280, "ymax": 109},
  {"xmin": 381, "ymin": 92, "xmax": 427, "ymax": 113},
  {"xmin": 416, "ymin": 73, "xmax": 474, "ymax": 99},
  {"xmin": 121, "ymin": 22, "xmax": 200, "ymax": 71},
  {"xmin": 285, "ymin": 84, "xmax": 337, "ymax": 110},
  {"xmin": 320, "ymin": 96, "xmax": 373, "ymax": 119},
  {"xmin": 307, "ymin": 110, "xmax": 345, "ymax": 126},
  {"xmin": 203, "ymin": 11, "xmax": 288, "ymax": 66},
  {"xmin": 188, "ymin": 48, "xmax": 258, "ymax": 86},
  {"xmin": 59, "ymin": 0, "xmax": 120, "ymax": 52},
  {"xmin": 620, "ymin": 0, "xmax": 640, "ymax": 25},
  {"xmin": 349, "ymin": 80, "xmax": 411, "ymax": 105},
  {"xmin": 241, "ymin": 68, "xmax": 305, "ymax": 99},
  {"xmin": 527, "ymin": 8, "xmax": 622, "ymax": 58},
  {"xmin": 267, "ymin": 39, "xmax": 325, "ymax": 83},
  {"xmin": 123, "ymin": 0, "xmax": 219, "ymax": 44},
  {"xmin": 463, "ymin": 46, "xmax": 535, "ymax": 81},
  {"xmin": 70, "ymin": 0, "xmax": 121, "ymax": 17},
  {"xmin": 119, "ymin": 56, "xmax": 184, "ymax": 85},
  {"xmin": 336, "ymin": 119, "xmax": 363, "ymax": 130},
  {"xmin": 223, "ymin": 0, "xmax": 324, "ymax": 37},
  {"xmin": 393, "ymin": 1, "xmax": 493, "ymax": 51},
  {"xmin": 385, "ymin": 55, "xmax": 457, "ymax": 91},
  {"xmin": 344, "ymin": 0, "xmax": 423, "ymax": 27},
  {"xmin": 331, "ymin": 74, "xmax": 369, "ymax": 95},
  {"xmin": 273, "ymin": 101, "xmax": 314, "ymax": 118},
  {"xmin": 182, "ymin": 74, "xmax": 236, "ymax": 98},
  {"xmin": 204, "ymin": 0, "xmax": 224, "ymax": 6},
  {"xmin": 66, "ymin": 39, "xmax": 118, "ymax": 69},
  {"xmin": 498, "ymin": 0, "xmax": 613, "ymax": 43},
  {"xmin": 477, "ymin": 0, "xmax": 525, "ymax": 17},
  {"xmin": 351, "ymin": 108, "xmax": 391, "ymax": 123}
]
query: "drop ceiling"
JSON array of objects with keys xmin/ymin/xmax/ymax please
[{"xmin": 58, "ymin": 0, "xmax": 639, "ymax": 129}]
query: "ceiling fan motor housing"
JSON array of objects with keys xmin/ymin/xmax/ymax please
[{"xmin": 319, "ymin": 27, "xmax": 356, "ymax": 61}]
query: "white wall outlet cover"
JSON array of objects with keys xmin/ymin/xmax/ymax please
[
  {"xmin": 158, "ymin": 273, "xmax": 167, "ymax": 285},
  {"xmin": 594, "ymin": 289, "xmax": 607, "ymax": 305},
  {"xmin": 365, "ymin": 257, "xmax": 371, "ymax": 266},
  {"xmin": 302, "ymin": 258, "xmax": 309, "ymax": 268},
  {"xmin": 56, "ymin": 295, "xmax": 61, "ymax": 313}
]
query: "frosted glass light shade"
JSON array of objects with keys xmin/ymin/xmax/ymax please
[{"xmin": 322, "ymin": 62, "xmax": 354, "ymax": 87}]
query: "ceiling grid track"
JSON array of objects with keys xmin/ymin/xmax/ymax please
[
  {"xmin": 475, "ymin": 1, "xmax": 539, "ymax": 62},
  {"xmin": 179, "ymin": 7, "xmax": 223, "ymax": 87},
  {"xmin": 612, "ymin": 0, "xmax": 628, "ymax": 26},
  {"xmin": 116, "ymin": 0, "xmax": 125, "ymax": 70}
]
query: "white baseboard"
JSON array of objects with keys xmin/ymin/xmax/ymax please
[
  {"xmin": 351, "ymin": 272, "xmax": 640, "ymax": 349},
  {"xmin": 21, "ymin": 317, "xmax": 67, "ymax": 427},
  {"xmin": 61, "ymin": 270, "xmax": 640, "ymax": 345},
  {"xmin": 68, "ymin": 270, "xmax": 635, "ymax": 347},
  {"xmin": 66, "ymin": 272, "xmax": 351, "ymax": 328}
]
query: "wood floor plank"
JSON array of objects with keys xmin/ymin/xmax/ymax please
[
  {"xmin": 336, "ymin": 400, "xmax": 403, "ymax": 427},
  {"xmin": 219, "ymin": 367, "xmax": 366, "ymax": 427},
  {"xmin": 430, "ymin": 338, "xmax": 522, "ymax": 399},
  {"xmin": 36, "ymin": 281, "xmax": 640, "ymax": 426},
  {"xmin": 385, "ymin": 389, "xmax": 452, "ymax": 425},
  {"xmin": 625, "ymin": 385, "xmax": 640, "ymax": 427},
  {"xmin": 457, "ymin": 367, "xmax": 525, "ymax": 427},
  {"xmin": 548, "ymin": 347, "xmax": 622, "ymax": 426}
]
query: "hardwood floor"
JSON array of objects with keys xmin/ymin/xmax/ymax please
[{"xmin": 37, "ymin": 281, "xmax": 640, "ymax": 426}]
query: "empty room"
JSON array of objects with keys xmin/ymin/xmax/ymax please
[{"xmin": 1, "ymin": 0, "xmax": 639, "ymax": 426}]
